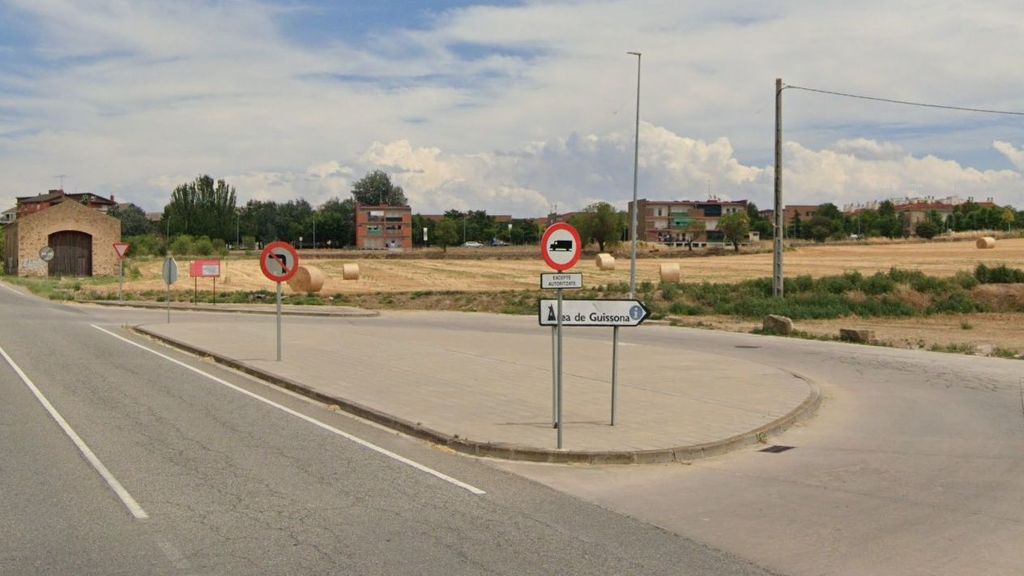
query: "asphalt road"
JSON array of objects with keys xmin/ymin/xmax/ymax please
[
  {"xmin": 0, "ymin": 286, "xmax": 774, "ymax": 576},
  {"xmin": 495, "ymin": 320, "xmax": 1024, "ymax": 575}
]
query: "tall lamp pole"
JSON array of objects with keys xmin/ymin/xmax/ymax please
[
  {"xmin": 773, "ymin": 78, "xmax": 784, "ymax": 298},
  {"xmin": 627, "ymin": 51, "xmax": 641, "ymax": 299}
]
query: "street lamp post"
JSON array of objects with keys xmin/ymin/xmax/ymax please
[{"xmin": 627, "ymin": 51, "xmax": 641, "ymax": 300}]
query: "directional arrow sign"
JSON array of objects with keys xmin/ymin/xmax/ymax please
[{"xmin": 538, "ymin": 299, "xmax": 649, "ymax": 327}]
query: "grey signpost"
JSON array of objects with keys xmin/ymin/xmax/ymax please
[
  {"xmin": 113, "ymin": 243, "xmax": 130, "ymax": 302},
  {"xmin": 162, "ymin": 256, "xmax": 178, "ymax": 323},
  {"xmin": 538, "ymin": 298, "xmax": 650, "ymax": 428},
  {"xmin": 540, "ymin": 223, "xmax": 582, "ymax": 449}
]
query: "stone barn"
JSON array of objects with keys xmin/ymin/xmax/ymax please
[{"xmin": 4, "ymin": 198, "xmax": 121, "ymax": 277}]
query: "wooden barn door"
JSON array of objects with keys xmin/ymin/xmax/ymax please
[{"xmin": 48, "ymin": 231, "xmax": 93, "ymax": 276}]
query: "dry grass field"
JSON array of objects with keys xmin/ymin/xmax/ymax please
[
  {"xmin": 84, "ymin": 237, "xmax": 1022, "ymax": 357},
  {"xmin": 106, "ymin": 237, "xmax": 1024, "ymax": 296}
]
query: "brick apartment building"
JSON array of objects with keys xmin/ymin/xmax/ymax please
[
  {"xmin": 627, "ymin": 198, "xmax": 748, "ymax": 247},
  {"xmin": 355, "ymin": 204, "xmax": 412, "ymax": 249}
]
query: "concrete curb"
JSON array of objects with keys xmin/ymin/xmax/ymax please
[
  {"xmin": 84, "ymin": 300, "xmax": 379, "ymax": 318},
  {"xmin": 133, "ymin": 325, "xmax": 822, "ymax": 465}
]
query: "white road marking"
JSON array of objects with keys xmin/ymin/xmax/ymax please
[
  {"xmin": 91, "ymin": 324, "xmax": 487, "ymax": 496},
  {"xmin": 0, "ymin": 345, "xmax": 149, "ymax": 519},
  {"xmin": 0, "ymin": 282, "xmax": 27, "ymax": 297}
]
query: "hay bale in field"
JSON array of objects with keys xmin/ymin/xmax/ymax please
[
  {"xmin": 595, "ymin": 253, "xmax": 615, "ymax": 270},
  {"xmin": 659, "ymin": 263, "xmax": 681, "ymax": 283},
  {"xmin": 976, "ymin": 236, "xmax": 996, "ymax": 249},
  {"xmin": 287, "ymin": 265, "xmax": 325, "ymax": 294},
  {"xmin": 341, "ymin": 263, "xmax": 361, "ymax": 280}
]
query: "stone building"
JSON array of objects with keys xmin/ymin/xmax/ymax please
[{"xmin": 4, "ymin": 198, "xmax": 121, "ymax": 277}]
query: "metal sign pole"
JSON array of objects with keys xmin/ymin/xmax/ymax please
[
  {"xmin": 552, "ymin": 326, "xmax": 558, "ymax": 428},
  {"xmin": 118, "ymin": 259, "xmax": 124, "ymax": 302},
  {"xmin": 276, "ymin": 281, "xmax": 283, "ymax": 361},
  {"xmin": 166, "ymin": 283, "xmax": 171, "ymax": 323},
  {"xmin": 611, "ymin": 325, "xmax": 619, "ymax": 426},
  {"xmin": 556, "ymin": 287, "xmax": 564, "ymax": 449}
]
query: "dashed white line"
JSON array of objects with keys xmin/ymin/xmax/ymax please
[
  {"xmin": 91, "ymin": 324, "xmax": 486, "ymax": 496},
  {"xmin": 0, "ymin": 344, "xmax": 149, "ymax": 519}
]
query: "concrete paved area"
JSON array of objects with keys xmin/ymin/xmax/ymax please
[{"xmin": 133, "ymin": 309, "xmax": 818, "ymax": 462}]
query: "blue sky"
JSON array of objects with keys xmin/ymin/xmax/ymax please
[{"xmin": 1, "ymin": 0, "xmax": 1023, "ymax": 216}]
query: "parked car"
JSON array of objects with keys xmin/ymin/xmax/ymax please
[
  {"xmin": 490, "ymin": 239, "xmax": 509, "ymax": 246},
  {"xmin": 462, "ymin": 241, "xmax": 483, "ymax": 248}
]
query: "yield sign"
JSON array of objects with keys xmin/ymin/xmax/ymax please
[{"xmin": 113, "ymin": 242, "xmax": 131, "ymax": 259}]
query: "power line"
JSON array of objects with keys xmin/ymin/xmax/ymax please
[{"xmin": 784, "ymin": 84, "xmax": 1024, "ymax": 116}]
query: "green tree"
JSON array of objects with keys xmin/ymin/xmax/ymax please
[
  {"xmin": 685, "ymin": 219, "xmax": 706, "ymax": 250},
  {"xmin": 108, "ymin": 203, "xmax": 152, "ymax": 237},
  {"xmin": 351, "ymin": 170, "xmax": 407, "ymax": 206},
  {"xmin": 1000, "ymin": 208, "xmax": 1016, "ymax": 231},
  {"xmin": 877, "ymin": 201, "xmax": 903, "ymax": 238},
  {"xmin": 0, "ymin": 228, "xmax": 6, "ymax": 274},
  {"xmin": 163, "ymin": 175, "xmax": 237, "ymax": 241},
  {"xmin": 570, "ymin": 202, "xmax": 624, "ymax": 252},
  {"xmin": 434, "ymin": 219, "xmax": 459, "ymax": 252},
  {"xmin": 718, "ymin": 212, "xmax": 750, "ymax": 252},
  {"xmin": 915, "ymin": 220, "xmax": 940, "ymax": 239},
  {"xmin": 511, "ymin": 219, "xmax": 541, "ymax": 245},
  {"xmin": 807, "ymin": 216, "xmax": 832, "ymax": 242},
  {"xmin": 317, "ymin": 198, "xmax": 356, "ymax": 248}
]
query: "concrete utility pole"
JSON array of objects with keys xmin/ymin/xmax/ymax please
[{"xmin": 773, "ymin": 78, "xmax": 784, "ymax": 298}]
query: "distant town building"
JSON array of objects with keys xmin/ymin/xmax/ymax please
[
  {"xmin": 15, "ymin": 189, "xmax": 117, "ymax": 218},
  {"xmin": 0, "ymin": 207, "xmax": 16, "ymax": 225},
  {"xmin": 627, "ymin": 198, "xmax": 748, "ymax": 247},
  {"xmin": 355, "ymin": 204, "xmax": 412, "ymax": 250}
]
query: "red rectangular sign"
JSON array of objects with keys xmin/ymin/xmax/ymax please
[{"xmin": 189, "ymin": 259, "xmax": 222, "ymax": 278}]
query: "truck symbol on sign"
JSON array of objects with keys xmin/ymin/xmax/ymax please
[{"xmin": 549, "ymin": 239, "xmax": 573, "ymax": 251}]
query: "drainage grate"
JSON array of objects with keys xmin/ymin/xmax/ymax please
[
  {"xmin": 734, "ymin": 345, "xmax": 761, "ymax": 349},
  {"xmin": 759, "ymin": 445, "xmax": 794, "ymax": 453}
]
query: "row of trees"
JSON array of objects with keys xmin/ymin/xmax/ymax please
[{"xmin": 104, "ymin": 169, "xmax": 1023, "ymax": 253}]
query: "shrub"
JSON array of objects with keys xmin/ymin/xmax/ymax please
[
  {"xmin": 863, "ymin": 272, "xmax": 896, "ymax": 295},
  {"xmin": 192, "ymin": 236, "xmax": 214, "ymax": 256},
  {"xmin": 211, "ymin": 238, "xmax": 227, "ymax": 256},
  {"xmin": 784, "ymin": 275, "xmax": 814, "ymax": 294},
  {"xmin": 952, "ymin": 270, "xmax": 979, "ymax": 290},
  {"xmin": 975, "ymin": 263, "xmax": 1024, "ymax": 284},
  {"xmin": 169, "ymin": 235, "xmax": 193, "ymax": 256},
  {"xmin": 660, "ymin": 283, "xmax": 680, "ymax": 301},
  {"xmin": 927, "ymin": 290, "xmax": 982, "ymax": 314},
  {"xmin": 125, "ymin": 234, "xmax": 164, "ymax": 257}
]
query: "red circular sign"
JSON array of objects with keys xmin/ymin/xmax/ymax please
[
  {"xmin": 260, "ymin": 241, "xmax": 300, "ymax": 282},
  {"xmin": 541, "ymin": 222, "xmax": 582, "ymax": 272}
]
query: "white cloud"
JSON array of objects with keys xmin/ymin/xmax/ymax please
[{"xmin": 993, "ymin": 140, "xmax": 1024, "ymax": 171}]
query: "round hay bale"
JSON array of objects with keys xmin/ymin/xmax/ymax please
[
  {"xmin": 659, "ymin": 263, "xmax": 681, "ymax": 283},
  {"xmin": 341, "ymin": 263, "xmax": 361, "ymax": 280},
  {"xmin": 595, "ymin": 253, "xmax": 616, "ymax": 270},
  {"xmin": 286, "ymin": 265, "xmax": 325, "ymax": 294},
  {"xmin": 976, "ymin": 236, "xmax": 996, "ymax": 249}
]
